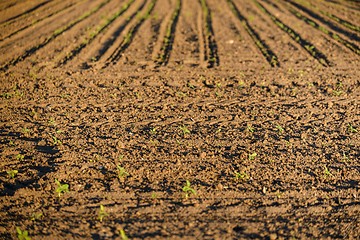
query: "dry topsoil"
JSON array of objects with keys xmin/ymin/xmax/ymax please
[{"xmin": 0, "ymin": 0, "xmax": 359, "ymax": 239}]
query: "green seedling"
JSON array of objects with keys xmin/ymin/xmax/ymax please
[
  {"xmin": 347, "ymin": 124, "xmax": 358, "ymax": 133},
  {"xmin": 332, "ymin": 90, "xmax": 342, "ymax": 96},
  {"xmin": 234, "ymin": 171, "xmax": 249, "ymax": 181},
  {"xmin": 117, "ymin": 165, "xmax": 129, "ymax": 179},
  {"xmin": 9, "ymin": 140, "xmax": 15, "ymax": 146},
  {"xmin": 238, "ymin": 80, "xmax": 245, "ymax": 89},
  {"xmin": 248, "ymin": 152, "xmax": 257, "ymax": 160},
  {"xmin": 52, "ymin": 136, "xmax": 62, "ymax": 145},
  {"xmin": 119, "ymin": 229, "xmax": 129, "ymax": 240},
  {"xmin": 247, "ymin": 125, "xmax": 255, "ymax": 133},
  {"xmin": 55, "ymin": 179, "xmax": 69, "ymax": 197},
  {"xmin": 182, "ymin": 180, "xmax": 196, "ymax": 199},
  {"xmin": 48, "ymin": 118, "xmax": 56, "ymax": 125},
  {"xmin": 150, "ymin": 127, "xmax": 157, "ymax": 135},
  {"xmin": 7, "ymin": 170, "xmax": 18, "ymax": 179},
  {"xmin": 21, "ymin": 127, "xmax": 31, "ymax": 136},
  {"xmin": 151, "ymin": 192, "xmax": 158, "ymax": 201},
  {"xmin": 98, "ymin": 204, "xmax": 108, "ymax": 222},
  {"xmin": 30, "ymin": 212, "xmax": 43, "ymax": 221},
  {"xmin": 342, "ymin": 152, "xmax": 349, "ymax": 163},
  {"xmin": 16, "ymin": 227, "xmax": 31, "ymax": 240},
  {"xmin": 275, "ymin": 124, "xmax": 284, "ymax": 134},
  {"xmin": 323, "ymin": 165, "xmax": 333, "ymax": 178},
  {"xmin": 16, "ymin": 154, "xmax": 24, "ymax": 161},
  {"xmin": 179, "ymin": 125, "xmax": 190, "ymax": 136}
]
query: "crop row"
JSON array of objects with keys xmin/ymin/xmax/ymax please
[
  {"xmin": 59, "ymin": 0, "xmax": 137, "ymax": 65},
  {"xmin": 0, "ymin": 0, "xmax": 112, "ymax": 71},
  {"xmin": 255, "ymin": 0, "xmax": 330, "ymax": 66},
  {"xmin": 105, "ymin": 0, "xmax": 157, "ymax": 65},
  {"xmin": 0, "ymin": 0, "xmax": 359, "ymax": 71},
  {"xmin": 155, "ymin": 0, "xmax": 181, "ymax": 65},
  {"xmin": 199, "ymin": 0, "xmax": 219, "ymax": 68},
  {"xmin": 227, "ymin": 0, "xmax": 279, "ymax": 67}
]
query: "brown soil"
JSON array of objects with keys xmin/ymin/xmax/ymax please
[{"xmin": 1, "ymin": 0, "xmax": 359, "ymax": 239}]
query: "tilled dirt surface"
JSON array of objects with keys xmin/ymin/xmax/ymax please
[{"xmin": 1, "ymin": 0, "xmax": 360, "ymax": 239}]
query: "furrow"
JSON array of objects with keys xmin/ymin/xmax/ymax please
[
  {"xmin": 105, "ymin": 0, "xmax": 157, "ymax": 66},
  {"xmin": 254, "ymin": 0, "xmax": 330, "ymax": 67},
  {"xmin": 0, "ymin": 0, "xmax": 111, "ymax": 72},
  {"xmin": 226, "ymin": 0, "xmax": 279, "ymax": 67},
  {"xmin": 199, "ymin": 0, "xmax": 219, "ymax": 68},
  {"xmin": 0, "ymin": 0, "xmax": 52, "ymax": 25},
  {"xmin": 59, "ymin": 0, "xmax": 136, "ymax": 66},
  {"xmin": 299, "ymin": 0, "xmax": 360, "ymax": 33},
  {"xmin": 322, "ymin": 11, "xmax": 360, "ymax": 33},
  {"xmin": 285, "ymin": 0, "xmax": 360, "ymax": 43},
  {"xmin": 0, "ymin": 0, "xmax": 84, "ymax": 42},
  {"xmin": 0, "ymin": 1, "xmax": 19, "ymax": 12},
  {"xmin": 281, "ymin": 1, "xmax": 360, "ymax": 55},
  {"xmin": 154, "ymin": 0, "xmax": 181, "ymax": 66}
]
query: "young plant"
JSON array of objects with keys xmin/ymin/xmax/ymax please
[
  {"xmin": 30, "ymin": 212, "xmax": 43, "ymax": 221},
  {"xmin": 182, "ymin": 180, "xmax": 196, "ymax": 199},
  {"xmin": 98, "ymin": 204, "xmax": 108, "ymax": 222},
  {"xmin": 117, "ymin": 165, "xmax": 129, "ymax": 179},
  {"xmin": 55, "ymin": 179, "xmax": 69, "ymax": 197},
  {"xmin": 234, "ymin": 171, "xmax": 249, "ymax": 181},
  {"xmin": 323, "ymin": 165, "xmax": 333, "ymax": 178},
  {"xmin": 52, "ymin": 136, "xmax": 62, "ymax": 145},
  {"xmin": 247, "ymin": 124, "xmax": 255, "ymax": 133},
  {"xmin": 48, "ymin": 118, "xmax": 56, "ymax": 126},
  {"xmin": 119, "ymin": 229, "xmax": 129, "ymax": 240},
  {"xmin": 16, "ymin": 227, "xmax": 31, "ymax": 240},
  {"xmin": 347, "ymin": 124, "xmax": 358, "ymax": 133},
  {"xmin": 149, "ymin": 127, "xmax": 157, "ymax": 135},
  {"xmin": 16, "ymin": 154, "xmax": 24, "ymax": 161},
  {"xmin": 7, "ymin": 170, "xmax": 18, "ymax": 179},
  {"xmin": 248, "ymin": 152, "xmax": 257, "ymax": 160},
  {"xmin": 21, "ymin": 127, "xmax": 31, "ymax": 136},
  {"xmin": 179, "ymin": 125, "xmax": 191, "ymax": 136},
  {"xmin": 275, "ymin": 124, "xmax": 284, "ymax": 134}
]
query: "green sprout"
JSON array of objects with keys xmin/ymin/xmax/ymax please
[
  {"xmin": 30, "ymin": 212, "xmax": 43, "ymax": 221},
  {"xmin": 275, "ymin": 124, "xmax": 284, "ymax": 134},
  {"xmin": 234, "ymin": 171, "xmax": 249, "ymax": 181},
  {"xmin": 248, "ymin": 152, "xmax": 257, "ymax": 160},
  {"xmin": 149, "ymin": 127, "xmax": 157, "ymax": 135},
  {"xmin": 98, "ymin": 204, "xmax": 108, "ymax": 222},
  {"xmin": 52, "ymin": 136, "xmax": 62, "ymax": 145},
  {"xmin": 55, "ymin": 179, "xmax": 69, "ymax": 197},
  {"xmin": 21, "ymin": 127, "xmax": 31, "ymax": 136},
  {"xmin": 323, "ymin": 165, "xmax": 333, "ymax": 178},
  {"xmin": 48, "ymin": 118, "xmax": 56, "ymax": 126},
  {"xmin": 119, "ymin": 229, "xmax": 129, "ymax": 240},
  {"xmin": 16, "ymin": 154, "xmax": 24, "ymax": 161},
  {"xmin": 117, "ymin": 165, "xmax": 129, "ymax": 179},
  {"xmin": 182, "ymin": 180, "xmax": 197, "ymax": 199},
  {"xmin": 179, "ymin": 125, "xmax": 191, "ymax": 136},
  {"xmin": 347, "ymin": 124, "xmax": 358, "ymax": 133},
  {"xmin": 7, "ymin": 170, "xmax": 18, "ymax": 179},
  {"xmin": 16, "ymin": 227, "xmax": 31, "ymax": 240},
  {"xmin": 247, "ymin": 125, "xmax": 255, "ymax": 133}
]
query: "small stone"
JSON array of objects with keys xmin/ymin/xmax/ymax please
[
  {"xmin": 199, "ymin": 152, "xmax": 206, "ymax": 158},
  {"xmin": 216, "ymin": 183, "xmax": 224, "ymax": 191},
  {"xmin": 269, "ymin": 233, "xmax": 277, "ymax": 240}
]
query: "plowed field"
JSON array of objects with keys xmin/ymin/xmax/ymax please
[{"xmin": 1, "ymin": 0, "xmax": 359, "ymax": 239}]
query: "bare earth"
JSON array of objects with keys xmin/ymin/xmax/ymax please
[{"xmin": 0, "ymin": 0, "xmax": 359, "ymax": 239}]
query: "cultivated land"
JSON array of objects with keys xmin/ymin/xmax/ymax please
[{"xmin": 0, "ymin": 0, "xmax": 359, "ymax": 239}]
